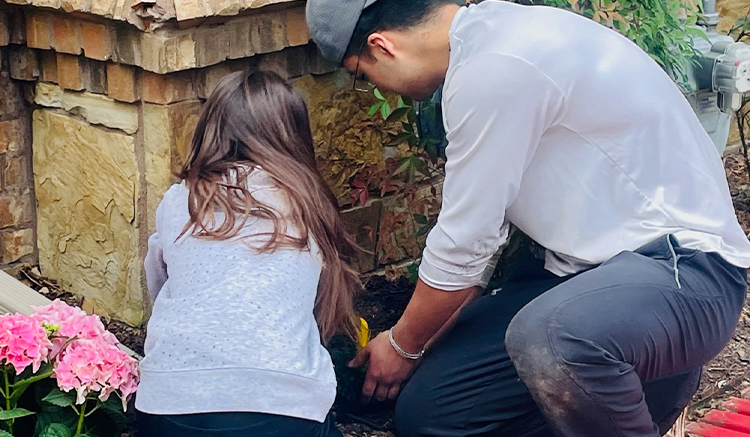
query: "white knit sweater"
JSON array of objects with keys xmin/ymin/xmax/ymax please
[{"xmin": 136, "ymin": 170, "xmax": 336, "ymax": 423}]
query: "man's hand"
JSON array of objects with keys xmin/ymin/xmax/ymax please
[
  {"xmin": 348, "ymin": 280, "xmax": 478, "ymax": 404},
  {"xmin": 349, "ymin": 330, "xmax": 420, "ymax": 403}
]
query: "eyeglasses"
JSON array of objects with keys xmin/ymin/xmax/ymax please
[{"xmin": 352, "ymin": 41, "xmax": 373, "ymax": 93}]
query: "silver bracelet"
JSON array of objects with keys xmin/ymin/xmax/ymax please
[{"xmin": 388, "ymin": 328, "xmax": 425, "ymax": 360}]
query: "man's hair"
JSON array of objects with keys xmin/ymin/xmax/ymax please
[{"xmin": 346, "ymin": 0, "xmax": 459, "ymax": 57}]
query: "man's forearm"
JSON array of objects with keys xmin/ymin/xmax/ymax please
[{"xmin": 390, "ymin": 278, "xmax": 478, "ymax": 354}]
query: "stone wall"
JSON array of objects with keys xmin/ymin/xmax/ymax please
[
  {"xmin": 0, "ymin": 8, "xmax": 37, "ymax": 275},
  {"xmin": 0, "ymin": 0, "xmax": 415, "ymax": 326},
  {"xmin": 717, "ymin": 0, "xmax": 749, "ymax": 34}
]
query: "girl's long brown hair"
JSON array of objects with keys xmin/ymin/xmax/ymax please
[{"xmin": 179, "ymin": 70, "xmax": 360, "ymax": 342}]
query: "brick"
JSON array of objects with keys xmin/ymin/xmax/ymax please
[
  {"xmin": 0, "ymin": 195, "xmax": 31, "ymax": 229},
  {"xmin": 9, "ymin": 9, "xmax": 25, "ymax": 45},
  {"xmin": 106, "ymin": 62, "xmax": 139, "ymax": 102},
  {"xmin": 9, "ymin": 46, "xmax": 39, "ymax": 81},
  {"xmin": 0, "ymin": 72, "xmax": 25, "ymax": 120},
  {"xmin": 139, "ymin": 31, "xmax": 167, "ymax": 73},
  {"xmin": 60, "ymin": 91, "xmax": 138, "ymax": 134},
  {"xmin": 3, "ymin": 155, "xmax": 29, "ymax": 191},
  {"xmin": 725, "ymin": 398, "xmax": 750, "ymax": 415},
  {"xmin": 256, "ymin": 12, "xmax": 285, "ymax": 54},
  {"xmin": 227, "ymin": 17, "xmax": 257, "ymax": 59},
  {"xmin": 163, "ymin": 33, "xmax": 196, "ymax": 72},
  {"xmin": 56, "ymin": 53, "xmax": 86, "ymax": 90},
  {"xmin": 25, "ymin": 12, "xmax": 52, "ymax": 50},
  {"xmin": 80, "ymin": 21, "xmax": 112, "ymax": 61},
  {"xmin": 2, "ymin": 228, "xmax": 34, "ymax": 264},
  {"xmin": 702, "ymin": 409, "xmax": 750, "ymax": 434},
  {"xmin": 194, "ymin": 25, "xmax": 229, "ymax": 67},
  {"xmin": 285, "ymin": 45, "xmax": 310, "ymax": 79},
  {"xmin": 113, "ymin": 25, "xmax": 141, "ymax": 66},
  {"xmin": 196, "ymin": 60, "xmax": 245, "ymax": 99},
  {"xmin": 285, "ymin": 8, "xmax": 309, "ymax": 47},
  {"xmin": 86, "ymin": 59, "xmax": 107, "ymax": 94},
  {"xmin": 141, "ymin": 70, "xmax": 196, "ymax": 104},
  {"xmin": 308, "ymin": 45, "xmax": 337, "ymax": 75},
  {"xmin": 39, "ymin": 49, "xmax": 57, "ymax": 82},
  {"xmin": 685, "ymin": 422, "xmax": 750, "ymax": 437},
  {"xmin": 256, "ymin": 50, "xmax": 288, "ymax": 79},
  {"xmin": 0, "ymin": 119, "xmax": 25, "ymax": 154},
  {"xmin": 51, "ymin": 15, "xmax": 80, "ymax": 55},
  {"xmin": 34, "ymin": 82, "xmax": 63, "ymax": 108},
  {"xmin": 0, "ymin": 11, "xmax": 10, "ymax": 47}
]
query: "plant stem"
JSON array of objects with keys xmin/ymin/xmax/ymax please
[
  {"xmin": 736, "ymin": 108, "xmax": 750, "ymax": 185},
  {"xmin": 84, "ymin": 403, "xmax": 101, "ymax": 418},
  {"xmin": 10, "ymin": 369, "xmax": 54, "ymax": 390},
  {"xmin": 3, "ymin": 367, "xmax": 12, "ymax": 435},
  {"xmin": 75, "ymin": 399, "xmax": 86, "ymax": 436}
]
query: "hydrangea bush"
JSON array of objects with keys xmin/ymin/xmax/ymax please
[{"xmin": 0, "ymin": 300, "xmax": 139, "ymax": 437}]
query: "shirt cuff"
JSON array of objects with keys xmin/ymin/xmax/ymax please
[{"xmin": 418, "ymin": 246, "xmax": 489, "ymax": 291}]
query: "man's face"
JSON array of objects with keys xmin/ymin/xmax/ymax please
[{"xmin": 343, "ymin": 47, "xmax": 442, "ymax": 102}]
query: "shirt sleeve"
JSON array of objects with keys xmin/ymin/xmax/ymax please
[
  {"xmin": 419, "ymin": 53, "xmax": 565, "ymax": 291},
  {"xmin": 144, "ymin": 200, "xmax": 168, "ymax": 301}
]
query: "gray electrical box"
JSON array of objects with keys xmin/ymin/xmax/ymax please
[{"xmin": 683, "ymin": 0, "xmax": 750, "ymax": 154}]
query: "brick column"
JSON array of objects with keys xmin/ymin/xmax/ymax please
[{"xmin": 0, "ymin": 45, "xmax": 38, "ymax": 273}]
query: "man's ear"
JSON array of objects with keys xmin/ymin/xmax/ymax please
[{"xmin": 367, "ymin": 32, "xmax": 397, "ymax": 59}]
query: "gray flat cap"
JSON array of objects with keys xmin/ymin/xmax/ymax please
[{"xmin": 306, "ymin": 0, "xmax": 379, "ymax": 64}]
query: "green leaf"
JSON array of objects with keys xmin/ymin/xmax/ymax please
[
  {"xmin": 414, "ymin": 159, "xmax": 431, "ymax": 178},
  {"xmin": 0, "ymin": 408, "xmax": 34, "ymax": 420},
  {"xmin": 380, "ymin": 101, "xmax": 391, "ymax": 120},
  {"xmin": 43, "ymin": 388, "xmax": 75, "ymax": 408},
  {"xmin": 34, "ymin": 381, "xmax": 79, "ymax": 436},
  {"xmin": 386, "ymin": 106, "xmax": 412, "ymax": 123},
  {"xmin": 100, "ymin": 397, "xmax": 128, "ymax": 431},
  {"xmin": 367, "ymin": 101, "xmax": 383, "ymax": 117},
  {"xmin": 373, "ymin": 88, "xmax": 385, "ymax": 101},
  {"xmin": 685, "ymin": 26, "xmax": 709, "ymax": 43},
  {"xmin": 0, "ymin": 430, "xmax": 12, "ymax": 437},
  {"xmin": 40, "ymin": 423, "xmax": 72, "ymax": 437},
  {"xmin": 415, "ymin": 225, "xmax": 431, "ymax": 237},
  {"xmin": 394, "ymin": 157, "xmax": 413, "ymax": 176},
  {"xmin": 386, "ymin": 132, "xmax": 414, "ymax": 147},
  {"xmin": 414, "ymin": 215, "xmax": 429, "ymax": 225}
]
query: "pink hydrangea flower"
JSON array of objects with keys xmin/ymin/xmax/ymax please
[
  {"xmin": 0, "ymin": 313, "xmax": 52, "ymax": 374},
  {"xmin": 31, "ymin": 300, "xmax": 117, "ymax": 357},
  {"xmin": 54, "ymin": 338, "xmax": 139, "ymax": 409}
]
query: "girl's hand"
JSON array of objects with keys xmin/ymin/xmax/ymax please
[{"xmin": 348, "ymin": 331, "xmax": 420, "ymax": 403}]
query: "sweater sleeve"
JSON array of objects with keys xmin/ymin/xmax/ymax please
[
  {"xmin": 144, "ymin": 200, "xmax": 168, "ymax": 301},
  {"xmin": 419, "ymin": 54, "xmax": 564, "ymax": 291}
]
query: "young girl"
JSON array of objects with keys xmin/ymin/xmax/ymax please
[{"xmin": 136, "ymin": 71, "xmax": 360, "ymax": 437}]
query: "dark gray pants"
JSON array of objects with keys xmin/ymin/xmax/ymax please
[{"xmin": 394, "ymin": 236, "xmax": 747, "ymax": 437}]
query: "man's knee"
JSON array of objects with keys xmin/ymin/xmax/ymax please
[{"xmin": 505, "ymin": 298, "xmax": 553, "ymax": 368}]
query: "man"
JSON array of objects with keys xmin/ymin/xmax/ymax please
[{"xmin": 305, "ymin": 0, "xmax": 750, "ymax": 435}]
